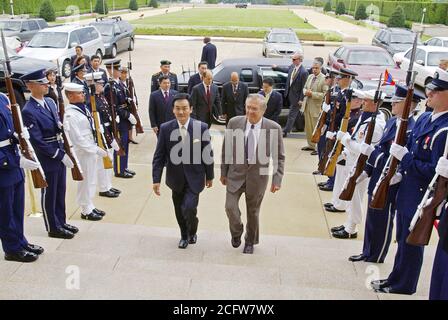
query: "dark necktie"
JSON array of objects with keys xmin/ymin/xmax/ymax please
[
  {"xmin": 164, "ymin": 91, "xmax": 169, "ymax": 102},
  {"xmin": 245, "ymin": 124, "xmax": 255, "ymax": 163},
  {"xmin": 206, "ymin": 86, "xmax": 211, "ymax": 112}
]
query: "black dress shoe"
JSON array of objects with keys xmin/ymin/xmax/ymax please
[
  {"xmin": 110, "ymin": 188, "xmax": 121, "ymax": 194},
  {"xmin": 371, "ymin": 279, "xmax": 389, "ymax": 290},
  {"xmin": 301, "ymin": 146, "xmax": 314, "ymax": 151},
  {"xmin": 24, "ymin": 244, "xmax": 44, "ymax": 255},
  {"xmin": 5, "ymin": 250, "xmax": 38, "ymax": 263},
  {"xmin": 99, "ymin": 190, "xmax": 119, "ymax": 198},
  {"xmin": 332, "ymin": 229, "xmax": 357, "ymax": 239},
  {"xmin": 129, "ymin": 139, "xmax": 138, "ymax": 145},
  {"xmin": 313, "ymin": 170, "xmax": 322, "ymax": 175},
  {"xmin": 81, "ymin": 212, "xmax": 103, "ymax": 221},
  {"xmin": 125, "ymin": 169, "xmax": 136, "ymax": 176},
  {"xmin": 189, "ymin": 234, "xmax": 197, "ymax": 244},
  {"xmin": 178, "ymin": 239, "xmax": 189, "ymax": 249},
  {"xmin": 93, "ymin": 208, "xmax": 106, "ymax": 217},
  {"xmin": 115, "ymin": 172, "xmax": 133, "ymax": 178},
  {"xmin": 243, "ymin": 244, "xmax": 254, "ymax": 254},
  {"xmin": 48, "ymin": 228, "xmax": 74, "ymax": 239},
  {"xmin": 325, "ymin": 204, "xmax": 346, "ymax": 213},
  {"xmin": 324, "ymin": 202, "xmax": 333, "ymax": 208},
  {"xmin": 318, "ymin": 182, "xmax": 328, "ymax": 187},
  {"xmin": 63, "ymin": 224, "xmax": 79, "ymax": 234},
  {"xmin": 310, "ymin": 151, "xmax": 318, "ymax": 156},
  {"xmin": 349, "ymin": 254, "xmax": 366, "ymax": 262},
  {"xmin": 282, "ymin": 132, "xmax": 287, "ymax": 138},
  {"xmin": 319, "ymin": 184, "xmax": 333, "ymax": 192},
  {"xmin": 330, "ymin": 225, "xmax": 345, "ymax": 233},
  {"xmin": 374, "ymin": 286, "xmax": 398, "ymax": 294},
  {"xmin": 231, "ymin": 237, "xmax": 242, "ymax": 248}
]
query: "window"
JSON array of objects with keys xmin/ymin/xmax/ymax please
[
  {"xmin": 444, "ymin": 40, "xmax": 448, "ymax": 47},
  {"xmin": 68, "ymin": 32, "xmax": 80, "ymax": 47},
  {"xmin": 114, "ymin": 24, "xmax": 121, "ymax": 35},
  {"xmin": 334, "ymin": 47, "xmax": 345, "ymax": 58},
  {"xmin": 415, "ymin": 49, "xmax": 426, "ymax": 65},
  {"xmin": 76, "ymin": 29, "xmax": 91, "ymax": 44},
  {"xmin": 27, "ymin": 32, "xmax": 68, "ymax": 49},
  {"xmin": 404, "ymin": 49, "xmax": 412, "ymax": 59},
  {"xmin": 21, "ymin": 21, "xmax": 30, "ymax": 31},
  {"xmin": 119, "ymin": 22, "xmax": 129, "ymax": 33},
  {"xmin": 28, "ymin": 20, "xmax": 39, "ymax": 31},
  {"xmin": 36, "ymin": 19, "xmax": 48, "ymax": 29},
  {"xmin": 89, "ymin": 28, "xmax": 100, "ymax": 41},
  {"xmin": 240, "ymin": 69, "xmax": 253, "ymax": 83},
  {"xmin": 434, "ymin": 39, "xmax": 442, "ymax": 47},
  {"xmin": 261, "ymin": 69, "xmax": 287, "ymax": 90},
  {"xmin": 427, "ymin": 52, "xmax": 448, "ymax": 66},
  {"xmin": 347, "ymin": 51, "xmax": 395, "ymax": 66}
]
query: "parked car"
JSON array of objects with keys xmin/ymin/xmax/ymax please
[
  {"xmin": 372, "ymin": 28, "xmax": 421, "ymax": 56},
  {"xmin": 0, "ymin": 45, "xmax": 56, "ymax": 107},
  {"xmin": 393, "ymin": 45, "xmax": 448, "ymax": 87},
  {"xmin": 0, "ymin": 17, "xmax": 48, "ymax": 42},
  {"xmin": 19, "ymin": 25, "xmax": 105, "ymax": 78},
  {"xmin": 89, "ymin": 16, "xmax": 135, "ymax": 58},
  {"xmin": 424, "ymin": 37, "xmax": 448, "ymax": 48},
  {"xmin": 262, "ymin": 28, "xmax": 302, "ymax": 58},
  {"xmin": 235, "ymin": 3, "xmax": 248, "ymax": 8}
]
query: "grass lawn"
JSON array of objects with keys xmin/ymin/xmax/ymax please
[{"xmin": 131, "ymin": 8, "xmax": 314, "ymax": 29}]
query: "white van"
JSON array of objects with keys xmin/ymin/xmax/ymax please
[{"xmin": 19, "ymin": 24, "xmax": 105, "ymax": 78}]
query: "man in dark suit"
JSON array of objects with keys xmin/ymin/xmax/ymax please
[
  {"xmin": 273, "ymin": 52, "xmax": 308, "ymax": 137},
  {"xmin": 149, "ymin": 75, "xmax": 177, "ymax": 135},
  {"xmin": 152, "ymin": 93, "xmax": 214, "ymax": 249},
  {"xmin": 221, "ymin": 72, "xmax": 249, "ymax": 125},
  {"xmin": 187, "ymin": 61, "xmax": 208, "ymax": 94},
  {"xmin": 190, "ymin": 70, "xmax": 222, "ymax": 128},
  {"xmin": 70, "ymin": 45, "xmax": 91, "ymax": 69},
  {"xmin": 89, "ymin": 55, "xmax": 109, "ymax": 83},
  {"xmin": 201, "ymin": 37, "xmax": 217, "ymax": 70},
  {"xmin": 258, "ymin": 77, "xmax": 283, "ymax": 123}
]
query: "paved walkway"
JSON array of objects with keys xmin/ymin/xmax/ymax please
[{"xmin": 292, "ymin": 7, "xmax": 377, "ymax": 44}]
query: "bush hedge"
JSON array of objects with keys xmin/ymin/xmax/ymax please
[{"xmin": 39, "ymin": 0, "xmax": 56, "ymax": 22}]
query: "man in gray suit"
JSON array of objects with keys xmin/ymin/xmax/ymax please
[
  {"xmin": 274, "ymin": 52, "xmax": 309, "ymax": 137},
  {"xmin": 220, "ymin": 94, "xmax": 285, "ymax": 254}
]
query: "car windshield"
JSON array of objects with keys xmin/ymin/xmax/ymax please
[
  {"xmin": 347, "ymin": 51, "xmax": 395, "ymax": 66},
  {"xmin": 427, "ymin": 52, "xmax": 448, "ymax": 66},
  {"xmin": 92, "ymin": 24, "xmax": 114, "ymax": 37},
  {"xmin": 0, "ymin": 20, "xmax": 21, "ymax": 31},
  {"xmin": 269, "ymin": 33, "xmax": 297, "ymax": 43},
  {"xmin": 27, "ymin": 32, "xmax": 67, "ymax": 48},
  {"xmin": 391, "ymin": 34, "xmax": 414, "ymax": 44}
]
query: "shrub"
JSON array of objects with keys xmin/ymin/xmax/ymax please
[
  {"xmin": 129, "ymin": 0, "xmax": 138, "ymax": 11},
  {"xmin": 354, "ymin": 3, "xmax": 367, "ymax": 20},
  {"xmin": 335, "ymin": 2, "xmax": 346, "ymax": 15},
  {"xmin": 149, "ymin": 0, "xmax": 159, "ymax": 8},
  {"xmin": 94, "ymin": 0, "xmax": 109, "ymax": 15},
  {"xmin": 39, "ymin": 0, "xmax": 56, "ymax": 22},
  {"xmin": 324, "ymin": 1, "xmax": 332, "ymax": 12},
  {"xmin": 387, "ymin": 6, "xmax": 406, "ymax": 28}
]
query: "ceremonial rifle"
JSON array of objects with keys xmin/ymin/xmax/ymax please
[
  {"xmin": 107, "ymin": 61, "xmax": 125, "ymax": 156},
  {"xmin": 1, "ymin": 30, "xmax": 47, "ymax": 188},
  {"xmin": 127, "ymin": 43, "xmax": 144, "ymax": 134},
  {"xmin": 317, "ymin": 89, "xmax": 338, "ymax": 174},
  {"xmin": 311, "ymin": 85, "xmax": 331, "ymax": 144}
]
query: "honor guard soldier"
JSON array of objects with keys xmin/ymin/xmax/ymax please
[
  {"xmin": 151, "ymin": 60, "xmax": 178, "ymax": 92},
  {"xmin": 104, "ymin": 59, "xmax": 136, "ymax": 179},
  {"xmin": 85, "ymin": 72, "xmax": 122, "ymax": 198},
  {"xmin": 349, "ymin": 84, "xmax": 423, "ymax": 262},
  {"xmin": 372, "ymin": 68, "xmax": 448, "ymax": 295},
  {"xmin": 72, "ymin": 63, "xmax": 90, "ymax": 107},
  {"xmin": 63, "ymin": 83, "xmax": 107, "ymax": 221},
  {"xmin": 0, "ymin": 93, "xmax": 44, "ymax": 262},
  {"xmin": 21, "ymin": 69, "xmax": 79, "ymax": 239}
]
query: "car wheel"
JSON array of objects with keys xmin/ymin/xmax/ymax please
[
  {"xmin": 128, "ymin": 38, "xmax": 134, "ymax": 51},
  {"xmin": 62, "ymin": 60, "xmax": 71, "ymax": 78},
  {"xmin": 96, "ymin": 49, "xmax": 103, "ymax": 60},
  {"xmin": 111, "ymin": 44, "xmax": 117, "ymax": 58},
  {"xmin": 379, "ymin": 106, "xmax": 392, "ymax": 122}
]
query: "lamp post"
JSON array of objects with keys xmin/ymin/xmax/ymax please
[
  {"xmin": 421, "ymin": 7, "xmax": 427, "ymax": 26},
  {"xmin": 103, "ymin": 0, "xmax": 106, "ymax": 15},
  {"xmin": 10, "ymin": 0, "xmax": 14, "ymax": 16}
]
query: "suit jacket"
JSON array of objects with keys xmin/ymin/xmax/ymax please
[
  {"xmin": 276, "ymin": 64, "xmax": 308, "ymax": 107},
  {"xmin": 302, "ymin": 72, "xmax": 328, "ymax": 118},
  {"xmin": 258, "ymin": 90, "xmax": 283, "ymax": 123},
  {"xmin": 187, "ymin": 73, "xmax": 202, "ymax": 94},
  {"xmin": 152, "ymin": 118, "xmax": 214, "ymax": 194},
  {"xmin": 201, "ymin": 43, "xmax": 217, "ymax": 69},
  {"xmin": 191, "ymin": 83, "xmax": 222, "ymax": 127},
  {"xmin": 45, "ymin": 85, "xmax": 59, "ymax": 107},
  {"xmin": 221, "ymin": 116, "xmax": 285, "ymax": 194},
  {"xmin": 70, "ymin": 54, "xmax": 91, "ymax": 68},
  {"xmin": 221, "ymin": 81, "xmax": 249, "ymax": 121},
  {"xmin": 149, "ymin": 89, "xmax": 177, "ymax": 129}
]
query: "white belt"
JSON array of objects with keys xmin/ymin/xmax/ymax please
[
  {"xmin": 104, "ymin": 122, "xmax": 111, "ymax": 127},
  {"xmin": 0, "ymin": 139, "xmax": 12, "ymax": 148}
]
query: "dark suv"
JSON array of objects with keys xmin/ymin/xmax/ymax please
[
  {"xmin": 372, "ymin": 28, "xmax": 420, "ymax": 56},
  {"xmin": 90, "ymin": 16, "xmax": 135, "ymax": 58},
  {"xmin": 0, "ymin": 18, "xmax": 48, "ymax": 42}
]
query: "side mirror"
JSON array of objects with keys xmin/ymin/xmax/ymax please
[
  {"xmin": 416, "ymin": 59, "xmax": 424, "ymax": 66},
  {"xmin": 423, "ymin": 42, "xmax": 428, "ymax": 46}
]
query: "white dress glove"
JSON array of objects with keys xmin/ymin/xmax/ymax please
[
  {"xmin": 116, "ymin": 115, "xmax": 120, "ymax": 124},
  {"xmin": 19, "ymin": 156, "xmax": 40, "ymax": 170},
  {"xmin": 110, "ymin": 139, "xmax": 120, "ymax": 152},
  {"xmin": 322, "ymin": 102, "xmax": 331, "ymax": 113},
  {"xmin": 96, "ymin": 147, "xmax": 108, "ymax": 158},
  {"xmin": 360, "ymin": 143, "xmax": 375, "ymax": 157},
  {"xmin": 13, "ymin": 127, "xmax": 30, "ymax": 140},
  {"xmin": 326, "ymin": 131, "xmax": 336, "ymax": 139},
  {"xmin": 390, "ymin": 143, "xmax": 408, "ymax": 161},
  {"xmin": 435, "ymin": 157, "xmax": 448, "ymax": 179},
  {"xmin": 339, "ymin": 132, "xmax": 351, "ymax": 147},
  {"xmin": 128, "ymin": 114, "xmax": 137, "ymax": 125},
  {"xmin": 390, "ymin": 172, "xmax": 403, "ymax": 185},
  {"xmin": 356, "ymin": 171, "xmax": 369, "ymax": 184},
  {"xmin": 61, "ymin": 154, "xmax": 74, "ymax": 168}
]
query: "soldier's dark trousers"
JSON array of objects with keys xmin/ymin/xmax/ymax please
[
  {"xmin": 114, "ymin": 129, "xmax": 129, "ymax": 175},
  {"xmin": 429, "ymin": 241, "xmax": 448, "ymax": 300},
  {"xmin": 0, "ymin": 180, "xmax": 28, "ymax": 254},
  {"xmin": 41, "ymin": 163, "xmax": 67, "ymax": 232}
]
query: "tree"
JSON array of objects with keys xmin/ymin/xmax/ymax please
[
  {"xmin": 270, "ymin": 0, "xmax": 285, "ymax": 5},
  {"xmin": 387, "ymin": 6, "xmax": 406, "ymax": 28},
  {"xmin": 149, "ymin": 0, "xmax": 159, "ymax": 8},
  {"xmin": 129, "ymin": 0, "xmax": 139, "ymax": 11},
  {"xmin": 39, "ymin": 0, "xmax": 56, "ymax": 22},
  {"xmin": 354, "ymin": 3, "xmax": 367, "ymax": 20},
  {"xmin": 94, "ymin": 0, "xmax": 109, "ymax": 15},
  {"xmin": 335, "ymin": 2, "xmax": 346, "ymax": 15},
  {"xmin": 323, "ymin": 1, "xmax": 331, "ymax": 12}
]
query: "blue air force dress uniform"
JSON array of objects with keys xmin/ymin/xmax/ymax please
[
  {"xmin": 150, "ymin": 60, "xmax": 178, "ymax": 92},
  {"xmin": 63, "ymin": 83, "xmax": 106, "ymax": 221},
  {"xmin": 375, "ymin": 72, "xmax": 448, "ymax": 295},
  {"xmin": 21, "ymin": 70, "xmax": 78, "ymax": 239},
  {"xmin": 332, "ymin": 90, "xmax": 386, "ymax": 239},
  {"xmin": 354, "ymin": 85, "xmax": 423, "ymax": 263},
  {"xmin": 104, "ymin": 60, "xmax": 134, "ymax": 179},
  {"xmin": 0, "ymin": 93, "xmax": 44, "ymax": 262}
]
